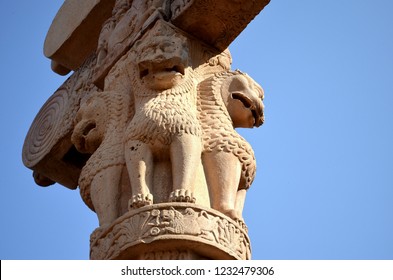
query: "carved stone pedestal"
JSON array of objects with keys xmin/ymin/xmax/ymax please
[{"xmin": 90, "ymin": 203, "xmax": 251, "ymax": 260}]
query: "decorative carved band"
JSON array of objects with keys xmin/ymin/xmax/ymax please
[{"xmin": 90, "ymin": 203, "xmax": 251, "ymax": 260}]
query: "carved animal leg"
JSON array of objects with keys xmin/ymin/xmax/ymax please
[
  {"xmin": 234, "ymin": 189, "xmax": 247, "ymax": 222},
  {"xmin": 118, "ymin": 165, "xmax": 132, "ymax": 216},
  {"xmin": 125, "ymin": 140, "xmax": 153, "ymax": 208},
  {"xmin": 169, "ymin": 134, "xmax": 201, "ymax": 203},
  {"xmin": 202, "ymin": 151, "xmax": 242, "ymax": 220},
  {"xmin": 90, "ymin": 165, "xmax": 123, "ymax": 228}
]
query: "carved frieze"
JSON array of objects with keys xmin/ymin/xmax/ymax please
[{"xmin": 90, "ymin": 203, "xmax": 251, "ymax": 260}]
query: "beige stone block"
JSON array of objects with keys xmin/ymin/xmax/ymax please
[
  {"xmin": 171, "ymin": 0, "xmax": 271, "ymax": 50},
  {"xmin": 44, "ymin": 0, "xmax": 115, "ymax": 73}
]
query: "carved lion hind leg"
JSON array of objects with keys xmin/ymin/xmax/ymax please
[
  {"xmin": 169, "ymin": 134, "xmax": 201, "ymax": 203},
  {"xmin": 90, "ymin": 165, "xmax": 123, "ymax": 228},
  {"xmin": 234, "ymin": 189, "xmax": 247, "ymax": 222},
  {"xmin": 202, "ymin": 150, "xmax": 242, "ymax": 221},
  {"xmin": 125, "ymin": 139, "xmax": 154, "ymax": 208}
]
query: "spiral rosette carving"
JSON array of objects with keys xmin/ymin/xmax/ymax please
[
  {"xmin": 23, "ymin": 87, "xmax": 70, "ymax": 167},
  {"xmin": 23, "ymin": 54, "xmax": 97, "ymax": 172},
  {"xmin": 90, "ymin": 203, "xmax": 251, "ymax": 260}
]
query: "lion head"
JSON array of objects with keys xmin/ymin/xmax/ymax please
[
  {"xmin": 220, "ymin": 71, "xmax": 265, "ymax": 128},
  {"xmin": 131, "ymin": 20, "xmax": 190, "ymax": 91},
  {"xmin": 71, "ymin": 95, "xmax": 107, "ymax": 154}
]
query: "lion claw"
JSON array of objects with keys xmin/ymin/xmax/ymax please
[
  {"xmin": 129, "ymin": 193, "xmax": 153, "ymax": 209},
  {"xmin": 169, "ymin": 189, "xmax": 196, "ymax": 203}
]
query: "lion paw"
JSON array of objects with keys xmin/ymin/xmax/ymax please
[
  {"xmin": 169, "ymin": 189, "xmax": 196, "ymax": 203},
  {"xmin": 129, "ymin": 193, "xmax": 153, "ymax": 209},
  {"xmin": 222, "ymin": 209, "xmax": 243, "ymax": 223}
]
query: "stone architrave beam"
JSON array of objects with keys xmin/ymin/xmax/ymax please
[
  {"xmin": 171, "ymin": 0, "xmax": 270, "ymax": 50},
  {"xmin": 44, "ymin": 0, "xmax": 115, "ymax": 74},
  {"xmin": 44, "ymin": 0, "xmax": 270, "ymax": 76}
]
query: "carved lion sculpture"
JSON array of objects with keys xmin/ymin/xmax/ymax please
[
  {"xmin": 198, "ymin": 70, "xmax": 264, "ymax": 221},
  {"xmin": 71, "ymin": 91, "xmax": 133, "ymax": 228},
  {"xmin": 124, "ymin": 21, "xmax": 202, "ymax": 208}
]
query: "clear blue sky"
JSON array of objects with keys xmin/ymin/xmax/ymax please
[{"xmin": 1, "ymin": 0, "xmax": 392, "ymax": 260}]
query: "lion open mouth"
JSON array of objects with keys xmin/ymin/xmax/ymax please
[
  {"xmin": 138, "ymin": 59, "xmax": 185, "ymax": 80},
  {"xmin": 231, "ymin": 92, "xmax": 264, "ymax": 127}
]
